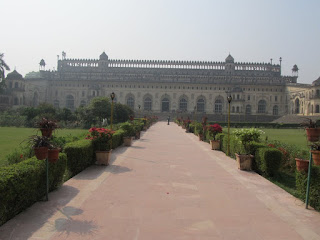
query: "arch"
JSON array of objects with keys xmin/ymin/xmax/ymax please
[
  {"xmin": 245, "ymin": 105, "xmax": 251, "ymax": 115},
  {"xmin": 179, "ymin": 96, "xmax": 188, "ymax": 112},
  {"xmin": 214, "ymin": 97, "xmax": 223, "ymax": 113},
  {"xmin": 273, "ymin": 105, "xmax": 279, "ymax": 115},
  {"xmin": 143, "ymin": 94, "xmax": 152, "ymax": 111},
  {"xmin": 80, "ymin": 100, "xmax": 86, "ymax": 107},
  {"xmin": 32, "ymin": 92, "xmax": 39, "ymax": 107},
  {"xmin": 161, "ymin": 97, "xmax": 170, "ymax": 112},
  {"xmin": 53, "ymin": 100, "xmax": 60, "ymax": 108},
  {"xmin": 66, "ymin": 95, "xmax": 75, "ymax": 110},
  {"xmin": 14, "ymin": 97, "xmax": 19, "ymax": 105},
  {"xmin": 126, "ymin": 94, "xmax": 135, "ymax": 109},
  {"xmin": 196, "ymin": 96, "xmax": 206, "ymax": 112},
  {"xmin": 295, "ymin": 98, "xmax": 300, "ymax": 114},
  {"xmin": 257, "ymin": 100, "xmax": 267, "ymax": 113}
]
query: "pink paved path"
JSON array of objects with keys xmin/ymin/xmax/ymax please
[{"xmin": 1, "ymin": 122, "xmax": 320, "ymax": 240}]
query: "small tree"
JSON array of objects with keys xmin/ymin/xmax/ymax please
[{"xmin": 0, "ymin": 53, "xmax": 10, "ymax": 93}]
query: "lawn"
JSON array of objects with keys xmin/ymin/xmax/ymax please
[
  {"xmin": 230, "ymin": 128, "xmax": 309, "ymax": 150},
  {"xmin": 0, "ymin": 127, "xmax": 87, "ymax": 166}
]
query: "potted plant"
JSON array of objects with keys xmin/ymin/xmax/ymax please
[
  {"xmin": 233, "ymin": 128, "xmax": 265, "ymax": 170},
  {"xmin": 295, "ymin": 158, "xmax": 309, "ymax": 172},
  {"xmin": 207, "ymin": 123, "xmax": 223, "ymax": 150},
  {"xmin": 195, "ymin": 122, "xmax": 204, "ymax": 141},
  {"xmin": 300, "ymin": 118, "xmax": 320, "ymax": 142},
  {"xmin": 47, "ymin": 140, "xmax": 62, "ymax": 163},
  {"xmin": 86, "ymin": 127, "xmax": 114, "ymax": 165},
  {"xmin": 120, "ymin": 122, "xmax": 135, "ymax": 146},
  {"xmin": 27, "ymin": 135, "xmax": 50, "ymax": 160},
  {"xmin": 36, "ymin": 117, "xmax": 58, "ymax": 138},
  {"xmin": 310, "ymin": 142, "xmax": 320, "ymax": 165}
]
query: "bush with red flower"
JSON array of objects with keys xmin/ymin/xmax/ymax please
[
  {"xmin": 86, "ymin": 127, "xmax": 115, "ymax": 151},
  {"xmin": 207, "ymin": 124, "xmax": 223, "ymax": 140}
]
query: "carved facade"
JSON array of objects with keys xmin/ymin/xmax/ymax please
[{"xmin": 2, "ymin": 52, "xmax": 320, "ymax": 120}]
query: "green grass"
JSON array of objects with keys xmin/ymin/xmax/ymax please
[
  {"xmin": 228, "ymin": 128, "xmax": 309, "ymax": 150},
  {"xmin": 0, "ymin": 127, "xmax": 87, "ymax": 166}
]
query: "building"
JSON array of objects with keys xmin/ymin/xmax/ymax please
[{"xmin": 1, "ymin": 52, "xmax": 319, "ymax": 121}]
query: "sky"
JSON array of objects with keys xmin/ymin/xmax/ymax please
[{"xmin": 2, "ymin": 0, "xmax": 320, "ymax": 84}]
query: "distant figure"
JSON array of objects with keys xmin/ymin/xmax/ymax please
[{"xmin": 167, "ymin": 116, "xmax": 170, "ymax": 125}]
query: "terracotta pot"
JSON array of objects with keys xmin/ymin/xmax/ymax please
[
  {"xmin": 48, "ymin": 148, "xmax": 60, "ymax": 163},
  {"xmin": 40, "ymin": 128, "xmax": 53, "ymax": 138},
  {"xmin": 210, "ymin": 140, "xmax": 220, "ymax": 150},
  {"xmin": 311, "ymin": 150, "xmax": 320, "ymax": 166},
  {"xmin": 235, "ymin": 153, "xmax": 253, "ymax": 171},
  {"xmin": 123, "ymin": 136, "xmax": 133, "ymax": 146},
  {"xmin": 306, "ymin": 128, "xmax": 320, "ymax": 142},
  {"xmin": 34, "ymin": 147, "xmax": 48, "ymax": 160},
  {"xmin": 295, "ymin": 158, "xmax": 309, "ymax": 172},
  {"xmin": 96, "ymin": 150, "xmax": 112, "ymax": 165}
]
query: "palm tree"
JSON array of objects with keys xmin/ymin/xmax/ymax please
[{"xmin": 0, "ymin": 53, "xmax": 10, "ymax": 93}]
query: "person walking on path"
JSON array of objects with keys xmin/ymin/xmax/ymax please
[{"xmin": 167, "ymin": 116, "xmax": 170, "ymax": 125}]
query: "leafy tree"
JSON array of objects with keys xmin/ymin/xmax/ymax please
[
  {"xmin": 113, "ymin": 103, "xmax": 134, "ymax": 123},
  {"xmin": 89, "ymin": 97, "xmax": 111, "ymax": 123},
  {"xmin": 57, "ymin": 108, "xmax": 76, "ymax": 122},
  {"xmin": 0, "ymin": 53, "xmax": 10, "ymax": 93}
]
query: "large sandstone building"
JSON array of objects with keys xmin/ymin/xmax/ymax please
[{"xmin": 1, "ymin": 52, "xmax": 319, "ymax": 121}]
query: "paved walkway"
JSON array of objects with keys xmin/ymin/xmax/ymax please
[{"xmin": 1, "ymin": 122, "xmax": 320, "ymax": 240}]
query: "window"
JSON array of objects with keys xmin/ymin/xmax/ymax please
[
  {"xmin": 273, "ymin": 105, "xmax": 279, "ymax": 115},
  {"xmin": 247, "ymin": 95, "xmax": 250, "ymax": 101},
  {"xmin": 66, "ymin": 95, "xmax": 75, "ymax": 110},
  {"xmin": 127, "ymin": 96, "xmax": 134, "ymax": 109},
  {"xmin": 53, "ymin": 100, "xmax": 60, "ymax": 108},
  {"xmin": 197, "ymin": 98, "xmax": 205, "ymax": 112},
  {"xmin": 258, "ymin": 100, "xmax": 267, "ymax": 113},
  {"xmin": 275, "ymin": 96, "xmax": 278, "ymax": 102},
  {"xmin": 179, "ymin": 98, "xmax": 188, "ymax": 111},
  {"xmin": 80, "ymin": 100, "xmax": 86, "ymax": 107},
  {"xmin": 245, "ymin": 105, "xmax": 251, "ymax": 115},
  {"xmin": 144, "ymin": 97, "xmax": 152, "ymax": 111},
  {"xmin": 214, "ymin": 99, "xmax": 223, "ymax": 113}
]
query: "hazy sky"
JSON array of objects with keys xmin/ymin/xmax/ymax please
[{"xmin": 2, "ymin": 0, "xmax": 319, "ymax": 83}]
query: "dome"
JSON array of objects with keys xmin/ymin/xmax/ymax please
[
  {"xmin": 312, "ymin": 76, "xmax": 320, "ymax": 86},
  {"xmin": 292, "ymin": 64, "xmax": 299, "ymax": 72},
  {"xmin": 225, "ymin": 54, "xmax": 234, "ymax": 63},
  {"xmin": 6, "ymin": 70, "xmax": 23, "ymax": 80},
  {"xmin": 99, "ymin": 52, "xmax": 108, "ymax": 60}
]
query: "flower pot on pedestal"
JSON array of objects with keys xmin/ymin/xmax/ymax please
[
  {"xmin": 235, "ymin": 153, "xmax": 253, "ymax": 171},
  {"xmin": 96, "ymin": 150, "xmax": 112, "ymax": 165},
  {"xmin": 210, "ymin": 140, "xmax": 220, "ymax": 150},
  {"xmin": 34, "ymin": 147, "xmax": 48, "ymax": 160},
  {"xmin": 123, "ymin": 137, "xmax": 133, "ymax": 146},
  {"xmin": 48, "ymin": 148, "xmax": 60, "ymax": 163},
  {"xmin": 295, "ymin": 158, "xmax": 309, "ymax": 172}
]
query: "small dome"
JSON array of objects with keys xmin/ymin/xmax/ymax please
[
  {"xmin": 99, "ymin": 52, "xmax": 108, "ymax": 60},
  {"xmin": 6, "ymin": 70, "xmax": 23, "ymax": 80},
  {"xmin": 225, "ymin": 54, "xmax": 234, "ymax": 63},
  {"xmin": 312, "ymin": 76, "xmax": 320, "ymax": 86},
  {"xmin": 39, "ymin": 59, "xmax": 46, "ymax": 66},
  {"xmin": 292, "ymin": 64, "xmax": 299, "ymax": 72}
]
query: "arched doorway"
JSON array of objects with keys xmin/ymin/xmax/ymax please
[
  {"xmin": 295, "ymin": 99, "xmax": 300, "ymax": 114},
  {"xmin": 162, "ymin": 98, "xmax": 170, "ymax": 112}
]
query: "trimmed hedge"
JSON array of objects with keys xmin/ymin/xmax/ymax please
[
  {"xmin": 208, "ymin": 122, "xmax": 300, "ymax": 129},
  {"xmin": 65, "ymin": 140, "xmax": 94, "ymax": 177},
  {"xmin": 296, "ymin": 166, "xmax": 320, "ymax": 211},
  {"xmin": 255, "ymin": 147, "xmax": 282, "ymax": 177},
  {"xmin": 111, "ymin": 129, "xmax": 125, "ymax": 149},
  {"xmin": 0, "ymin": 154, "xmax": 67, "ymax": 226}
]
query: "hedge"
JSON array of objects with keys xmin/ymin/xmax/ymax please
[
  {"xmin": 255, "ymin": 148, "xmax": 282, "ymax": 177},
  {"xmin": 208, "ymin": 122, "xmax": 301, "ymax": 129},
  {"xmin": 296, "ymin": 166, "xmax": 320, "ymax": 211},
  {"xmin": 0, "ymin": 153, "xmax": 67, "ymax": 226},
  {"xmin": 111, "ymin": 129, "xmax": 125, "ymax": 149},
  {"xmin": 64, "ymin": 140, "xmax": 94, "ymax": 177}
]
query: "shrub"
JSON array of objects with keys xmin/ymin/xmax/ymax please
[
  {"xmin": 120, "ymin": 122, "xmax": 135, "ymax": 137},
  {"xmin": 255, "ymin": 148, "xmax": 282, "ymax": 177},
  {"xmin": 111, "ymin": 129, "xmax": 125, "ymax": 149},
  {"xmin": 64, "ymin": 140, "xmax": 94, "ymax": 177},
  {"xmin": 0, "ymin": 154, "xmax": 67, "ymax": 226},
  {"xmin": 296, "ymin": 166, "xmax": 320, "ymax": 210}
]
